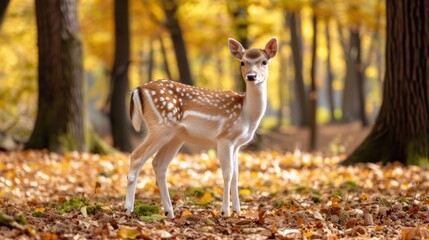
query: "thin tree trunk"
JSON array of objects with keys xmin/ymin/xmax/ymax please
[
  {"xmin": 109, "ymin": 0, "xmax": 132, "ymax": 152},
  {"xmin": 138, "ymin": 49, "xmax": 145, "ymax": 85},
  {"xmin": 342, "ymin": 29, "xmax": 361, "ymax": 122},
  {"xmin": 227, "ymin": 1, "xmax": 249, "ymax": 92},
  {"xmin": 325, "ymin": 19, "xmax": 336, "ymax": 122},
  {"xmin": 276, "ymin": 39, "xmax": 287, "ymax": 129},
  {"xmin": 26, "ymin": 0, "xmax": 85, "ymax": 152},
  {"xmin": 147, "ymin": 38, "xmax": 154, "ymax": 82},
  {"xmin": 287, "ymin": 11, "xmax": 309, "ymax": 127},
  {"xmin": 309, "ymin": 12, "xmax": 318, "ymax": 151},
  {"xmin": 355, "ymin": 31, "xmax": 368, "ymax": 127},
  {"xmin": 159, "ymin": 36, "xmax": 172, "ymax": 80},
  {"xmin": 343, "ymin": 0, "xmax": 429, "ymax": 166},
  {"xmin": 162, "ymin": 0, "xmax": 193, "ymax": 86},
  {"xmin": 0, "ymin": 0, "xmax": 10, "ymax": 30}
]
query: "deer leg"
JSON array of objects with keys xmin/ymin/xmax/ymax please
[
  {"xmin": 231, "ymin": 147, "xmax": 241, "ymax": 215},
  {"xmin": 217, "ymin": 140, "xmax": 234, "ymax": 217},
  {"xmin": 152, "ymin": 138, "xmax": 183, "ymax": 218},
  {"xmin": 124, "ymin": 132, "xmax": 174, "ymax": 214}
]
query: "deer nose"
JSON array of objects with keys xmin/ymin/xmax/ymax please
[{"xmin": 246, "ymin": 72, "xmax": 257, "ymax": 81}]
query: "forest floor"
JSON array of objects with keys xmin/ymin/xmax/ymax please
[{"xmin": 1, "ymin": 147, "xmax": 429, "ymax": 239}]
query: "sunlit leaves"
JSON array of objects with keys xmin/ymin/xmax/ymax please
[
  {"xmin": 116, "ymin": 226, "xmax": 142, "ymax": 239},
  {"xmin": 1, "ymin": 150, "xmax": 429, "ymax": 238}
]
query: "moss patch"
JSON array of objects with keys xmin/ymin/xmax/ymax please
[{"xmin": 134, "ymin": 201, "xmax": 160, "ymax": 217}]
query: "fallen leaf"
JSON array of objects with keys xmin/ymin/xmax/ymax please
[
  {"xmin": 39, "ymin": 232, "xmax": 59, "ymax": 240},
  {"xmin": 117, "ymin": 226, "xmax": 142, "ymax": 239},
  {"xmin": 80, "ymin": 206, "xmax": 88, "ymax": 217},
  {"xmin": 303, "ymin": 231, "xmax": 315, "ymax": 238},
  {"xmin": 239, "ymin": 189, "xmax": 251, "ymax": 195},
  {"xmin": 276, "ymin": 228, "xmax": 301, "ymax": 239},
  {"xmin": 182, "ymin": 210, "xmax": 192, "ymax": 216},
  {"xmin": 314, "ymin": 210, "xmax": 324, "ymax": 220},
  {"xmin": 402, "ymin": 226, "xmax": 429, "ymax": 240},
  {"xmin": 153, "ymin": 230, "xmax": 172, "ymax": 239},
  {"xmin": 199, "ymin": 192, "xmax": 212, "ymax": 203}
]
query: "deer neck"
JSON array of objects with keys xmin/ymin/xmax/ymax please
[{"xmin": 242, "ymin": 81, "xmax": 267, "ymax": 127}]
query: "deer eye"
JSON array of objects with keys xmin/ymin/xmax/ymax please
[
  {"xmin": 262, "ymin": 60, "xmax": 267, "ymax": 65},
  {"xmin": 240, "ymin": 62, "xmax": 245, "ymax": 67}
]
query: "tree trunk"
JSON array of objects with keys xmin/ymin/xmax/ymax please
[
  {"xmin": 159, "ymin": 36, "xmax": 172, "ymax": 80},
  {"xmin": 286, "ymin": 12, "xmax": 309, "ymax": 127},
  {"xmin": 355, "ymin": 30, "xmax": 369, "ymax": 127},
  {"xmin": 109, "ymin": 0, "xmax": 132, "ymax": 152},
  {"xmin": 162, "ymin": 0, "xmax": 194, "ymax": 86},
  {"xmin": 341, "ymin": 29, "xmax": 362, "ymax": 123},
  {"xmin": 0, "ymin": 0, "xmax": 10, "ymax": 30},
  {"xmin": 325, "ymin": 19, "xmax": 336, "ymax": 122},
  {"xmin": 276, "ymin": 39, "xmax": 287, "ymax": 130},
  {"xmin": 309, "ymin": 12, "xmax": 318, "ymax": 151},
  {"xmin": 138, "ymin": 50, "xmax": 145, "ymax": 85},
  {"xmin": 343, "ymin": 0, "xmax": 429, "ymax": 166},
  {"xmin": 227, "ymin": 1, "xmax": 249, "ymax": 92},
  {"xmin": 147, "ymin": 38, "xmax": 154, "ymax": 82},
  {"xmin": 26, "ymin": 0, "xmax": 85, "ymax": 152}
]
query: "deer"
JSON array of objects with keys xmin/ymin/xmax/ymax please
[{"xmin": 125, "ymin": 37, "xmax": 278, "ymax": 218}]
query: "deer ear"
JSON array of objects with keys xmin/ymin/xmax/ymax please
[
  {"xmin": 264, "ymin": 37, "xmax": 278, "ymax": 59},
  {"xmin": 228, "ymin": 38, "xmax": 245, "ymax": 60}
]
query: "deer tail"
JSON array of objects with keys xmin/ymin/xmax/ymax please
[{"xmin": 130, "ymin": 88, "xmax": 144, "ymax": 131}]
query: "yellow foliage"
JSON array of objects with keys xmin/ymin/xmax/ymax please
[
  {"xmin": 199, "ymin": 192, "xmax": 212, "ymax": 203},
  {"xmin": 239, "ymin": 189, "xmax": 251, "ymax": 196},
  {"xmin": 117, "ymin": 226, "xmax": 142, "ymax": 239},
  {"xmin": 0, "ymin": 0, "xmax": 386, "ymax": 135}
]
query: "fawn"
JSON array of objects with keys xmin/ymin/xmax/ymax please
[{"xmin": 125, "ymin": 37, "xmax": 278, "ymax": 218}]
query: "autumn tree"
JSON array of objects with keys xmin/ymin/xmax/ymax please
[
  {"xmin": 309, "ymin": 4, "xmax": 318, "ymax": 151},
  {"xmin": 0, "ymin": 0, "xmax": 10, "ymax": 30},
  {"xmin": 339, "ymin": 3, "xmax": 372, "ymax": 127},
  {"xmin": 161, "ymin": 0, "xmax": 194, "ymax": 86},
  {"xmin": 26, "ymin": 0, "xmax": 85, "ymax": 152},
  {"xmin": 286, "ymin": 11, "xmax": 309, "ymax": 127},
  {"xmin": 227, "ymin": 0, "xmax": 249, "ymax": 92},
  {"xmin": 343, "ymin": 0, "xmax": 429, "ymax": 166},
  {"xmin": 324, "ymin": 19, "xmax": 336, "ymax": 122},
  {"xmin": 109, "ymin": 0, "xmax": 132, "ymax": 152}
]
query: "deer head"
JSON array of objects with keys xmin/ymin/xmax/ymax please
[{"xmin": 228, "ymin": 37, "xmax": 278, "ymax": 84}]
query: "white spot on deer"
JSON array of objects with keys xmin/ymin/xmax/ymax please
[
  {"xmin": 167, "ymin": 102, "xmax": 174, "ymax": 110},
  {"xmin": 160, "ymin": 90, "xmax": 165, "ymax": 94},
  {"xmin": 168, "ymin": 90, "xmax": 173, "ymax": 94}
]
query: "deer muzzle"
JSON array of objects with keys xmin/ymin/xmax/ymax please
[{"xmin": 246, "ymin": 72, "xmax": 257, "ymax": 81}]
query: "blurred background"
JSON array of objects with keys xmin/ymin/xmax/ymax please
[{"xmin": 0, "ymin": 0, "xmax": 385, "ymax": 154}]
